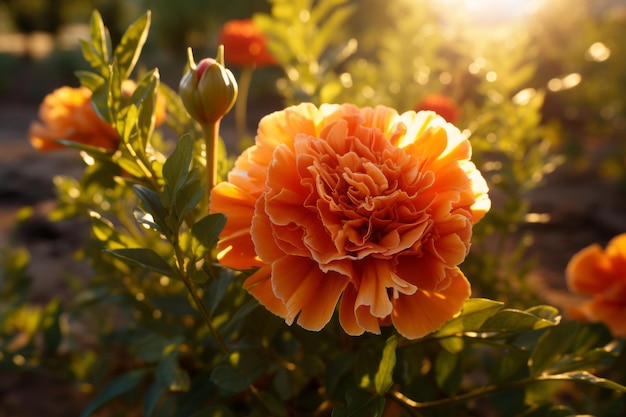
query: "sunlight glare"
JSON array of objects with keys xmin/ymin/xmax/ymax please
[{"xmin": 444, "ymin": 0, "xmax": 544, "ymax": 24}]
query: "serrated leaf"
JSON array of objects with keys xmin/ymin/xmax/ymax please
[
  {"xmin": 210, "ymin": 350, "xmax": 266, "ymax": 392},
  {"xmin": 79, "ymin": 369, "xmax": 148, "ymax": 417},
  {"xmin": 104, "ymin": 248, "xmax": 177, "ymax": 278},
  {"xmin": 374, "ymin": 335, "xmax": 397, "ymax": 395},
  {"xmin": 113, "ymin": 11, "xmax": 151, "ymax": 79}
]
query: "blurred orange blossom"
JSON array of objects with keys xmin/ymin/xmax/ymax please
[
  {"xmin": 414, "ymin": 94, "xmax": 460, "ymax": 124},
  {"xmin": 566, "ymin": 233, "xmax": 626, "ymax": 337},
  {"xmin": 29, "ymin": 81, "xmax": 166, "ymax": 152},
  {"xmin": 210, "ymin": 103, "xmax": 490, "ymax": 339},
  {"xmin": 217, "ymin": 19, "xmax": 277, "ymax": 68}
]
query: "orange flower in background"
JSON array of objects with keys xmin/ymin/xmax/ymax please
[
  {"xmin": 29, "ymin": 81, "xmax": 167, "ymax": 152},
  {"xmin": 414, "ymin": 94, "xmax": 460, "ymax": 124},
  {"xmin": 29, "ymin": 86, "xmax": 119, "ymax": 151},
  {"xmin": 566, "ymin": 233, "xmax": 626, "ymax": 337},
  {"xmin": 211, "ymin": 103, "xmax": 490, "ymax": 339},
  {"xmin": 218, "ymin": 19, "xmax": 277, "ymax": 68}
]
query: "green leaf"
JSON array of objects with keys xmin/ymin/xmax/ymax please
[
  {"xmin": 210, "ymin": 349, "xmax": 266, "ymax": 392},
  {"xmin": 107, "ymin": 61, "xmax": 123, "ymax": 122},
  {"xmin": 253, "ymin": 389, "xmax": 288, "ymax": 417},
  {"xmin": 42, "ymin": 299, "xmax": 62, "ymax": 355},
  {"xmin": 205, "ymin": 270, "xmax": 232, "ymax": 315},
  {"xmin": 75, "ymin": 70, "xmax": 106, "ymax": 91},
  {"xmin": 156, "ymin": 349, "xmax": 191, "ymax": 392},
  {"xmin": 529, "ymin": 321, "xmax": 580, "ymax": 377},
  {"xmin": 435, "ymin": 348, "xmax": 462, "ymax": 394},
  {"xmin": 524, "ymin": 305, "xmax": 561, "ymax": 324},
  {"xmin": 113, "ymin": 11, "xmax": 151, "ymax": 79},
  {"xmin": 332, "ymin": 388, "xmax": 385, "ymax": 417},
  {"xmin": 134, "ymin": 70, "xmax": 160, "ymax": 144},
  {"xmin": 104, "ymin": 248, "xmax": 177, "ymax": 278},
  {"xmin": 434, "ymin": 298, "xmax": 504, "ymax": 337},
  {"xmin": 173, "ymin": 176, "xmax": 204, "ymax": 223},
  {"xmin": 374, "ymin": 335, "xmax": 397, "ymax": 395},
  {"xmin": 162, "ymin": 134, "xmax": 194, "ymax": 207},
  {"xmin": 143, "ymin": 382, "xmax": 165, "ymax": 417},
  {"xmin": 540, "ymin": 371, "xmax": 626, "ymax": 393},
  {"xmin": 79, "ymin": 369, "xmax": 148, "ymax": 417},
  {"xmin": 481, "ymin": 309, "xmax": 554, "ymax": 333},
  {"xmin": 191, "ymin": 213, "xmax": 227, "ymax": 257},
  {"xmin": 134, "ymin": 185, "xmax": 169, "ymax": 233},
  {"xmin": 80, "ymin": 10, "xmax": 110, "ymax": 77}
]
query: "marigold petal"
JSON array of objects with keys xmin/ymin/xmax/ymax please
[
  {"xmin": 569, "ymin": 299, "xmax": 626, "ymax": 338},
  {"xmin": 566, "ymin": 244, "xmax": 614, "ymax": 295},
  {"xmin": 243, "ymin": 264, "xmax": 289, "ymax": 318},
  {"xmin": 606, "ymin": 233, "xmax": 626, "ymax": 271},
  {"xmin": 391, "ymin": 268, "xmax": 470, "ymax": 339},
  {"xmin": 251, "ymin": 197, "xmax": 284, "ymax": 263},
  {"xmin": 339, "ymin": 285, "xmax": 364, "ymax": 336},
  {"xmin": 272, "ymin": 256, "xmax": 349, "ymax": 330}
]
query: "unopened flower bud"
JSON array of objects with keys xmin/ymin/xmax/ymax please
[{"xmin": 179, "ymin": 47, "xmax": 238, "ymax": 125}]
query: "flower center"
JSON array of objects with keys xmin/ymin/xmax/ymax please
[{"xmin": 295, "ymin": 118, "xmax": 436, "ymax": 263}]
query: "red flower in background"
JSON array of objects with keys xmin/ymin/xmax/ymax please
[
  {"xmin": 566, "ymin": 233, "xmax": 626, "ymax": 337},
  {"xmin": 414, "ymin": 94, "xmax": 460, "ymax": 124},
  {"xmin": 210, "ymin": 103, "xmax": 490, "ymax": 339},
  {"xmin": 218, "ymin": 19, "xmax": 277, "ymax": 68}
]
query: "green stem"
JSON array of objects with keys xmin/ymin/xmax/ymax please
[
  {"xmin": 387, "ymin": 376, "xmax": 562, "ymax": 413},
  {"xmin": 235, "ymin": 66, "xmax": 254, "ymax": 141},
  {"xmin": 202, "ymin": 121, "xmax": 220, "ymax": 207},
  {"xmin": 173, "ymin": 242, "xmax": 228, "ymax": 353}
]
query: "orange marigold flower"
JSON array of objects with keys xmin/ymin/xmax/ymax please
[
  {"xmin": 29, "ymin": 82, "xmax": 167, "ymax": 152},
  {"xmin": 566, "ymin": 233, "xmax": 626, "ymax": 337},
  {"xmin": 210, "ymin": 103, "xmax": 490, "ymax": 339},
  {"xmin": 29, "ymin": 86, "xmax": 119, "ymax": 151},
  {"xmin": 218, "ymin": 19, "xmax": 277, "ymax": 68},
  {"xmin": 414, "ymin": 94, "xmax": 460, "ymax": 124}
]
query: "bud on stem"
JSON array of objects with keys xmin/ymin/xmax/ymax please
[{"xmin": 179, "ymin": 46, "xmax": 238, "ymax": 200}]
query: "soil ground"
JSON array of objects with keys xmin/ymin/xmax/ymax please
[{"xmin": 1, "ymin": 100, "xmax": 625, "ymax": 416}]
